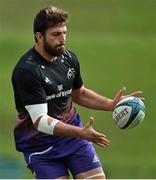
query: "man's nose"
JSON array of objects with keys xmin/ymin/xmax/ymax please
[{"xmin": 60, "ymin": 34, "xmax": 66, "ymax": 42}]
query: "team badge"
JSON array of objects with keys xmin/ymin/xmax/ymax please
[{"xmin": 67, "ymin": 68, "xmax": 75, "ymax": 79}]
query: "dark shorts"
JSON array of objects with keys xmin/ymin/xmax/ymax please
[{"xmin": 23, "ymin": 141, "xmax": 102, "ymax": 179}]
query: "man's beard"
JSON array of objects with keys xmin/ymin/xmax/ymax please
[{"xmin": 44, "ymin": 41, "xmax": 65, "ymax": 56}]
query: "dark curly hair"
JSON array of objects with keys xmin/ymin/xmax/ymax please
[{"xmin": 33, "ymin": 6, "xmax": 68, "ymax": 41}]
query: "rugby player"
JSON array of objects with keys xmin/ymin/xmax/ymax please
[{"xmin": 12, "ymin": 6, "xmax": 143, "ymax": 179}]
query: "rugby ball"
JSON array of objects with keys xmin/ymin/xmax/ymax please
[{"xmin": 113, "ymin": 96, "xmax": 145, "ymax": 129}]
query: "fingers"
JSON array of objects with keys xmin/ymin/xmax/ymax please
[
  {"xmin": 85, "ymin": 116, "xmax": 94, "ymax": 128},
  {"xmin": 140, "ymin": 97, "xmax": 145, "ymax": 102},
  {"xmin": 98, "ymin": 136, "xmax": 110, "ymax": 145},
  {"xmin": 89, "ymin": 116, "xmax": 94, "ymax": 126},
  {"xmin": 126, "ymin": 91, "xmax": 145, "ymax": 101},
  {"xmin": 97, "ymin": 141, "xmax": 110, "ymax": 148},
  {"xmin": 115, "ymin": 88, "xmax": 144, "ymax": 103},
  {"xmin": 95, "ymin": 136, "xmax": 110, "ymax": 148},
  {"xmin": 114, "ymin": 87, "xmax": 126, "ymax": 102},
  {"xmin": 128, "ymin": 91, "xmax": 143, "ymax": 97},
  {"xmin": 93, "ymin": 132, "xmax": 110, "ymax": 147}
]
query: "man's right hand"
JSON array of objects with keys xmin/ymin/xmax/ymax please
[{"xmin": 81, "ymin": 117, "xmax": 110, "ymax": 148}]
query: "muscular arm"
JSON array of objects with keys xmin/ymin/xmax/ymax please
[
  {"xmin": 72, "ymin": 86, "xmax": 144, "ymax": 112},
  {"xmin": 25, "ymin": 103, "xmax": 110, "ymax": 148},
  {"xmin": 72, "ymin": 86, "xmax": 114, "ymax": 111}
]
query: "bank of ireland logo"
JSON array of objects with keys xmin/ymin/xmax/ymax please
[{"xmin": 67, "ymin": 68, "xmax": 75, "ymax": 79}]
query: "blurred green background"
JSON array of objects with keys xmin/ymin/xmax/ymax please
[{"xmin": 0, "ymin": 0, "xmax": 156, "ymax": 178}]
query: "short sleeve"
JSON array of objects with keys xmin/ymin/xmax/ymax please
[
  {"xmin": 71, "ymin": 53, "xmax": 83, "ymax": 90},
  {"xmin": 12, "ymin": 68, "xmax": 47, "ymax": 105}
]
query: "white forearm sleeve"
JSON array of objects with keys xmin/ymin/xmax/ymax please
[
  {"xmin": 38, "ymin": 114, "xmax": 59, "ymax": 135},
  {"xmin": 25, "ymin": 103, "xmax": 59, "ymax": 135}
]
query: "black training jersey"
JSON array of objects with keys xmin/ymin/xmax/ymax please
[{"xmin": 12, "ymin": 48, "xmax": 83, "ymax": 152}]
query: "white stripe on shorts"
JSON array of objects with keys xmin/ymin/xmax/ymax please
[{"xmin": 28, "ymin": 146, "xmax": 53, "ymax": 164}]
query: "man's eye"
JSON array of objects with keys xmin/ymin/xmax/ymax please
[{"xmin": 53, "ymin": 33, "xmax": 60, "ymax": 36}]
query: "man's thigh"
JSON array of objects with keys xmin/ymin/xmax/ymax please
[
  {"xmin": 29, "ymin": 160, "xmax": 69, "ymax": 179},
  {"xmin": 65, "ymin": 142, "xmax": 105, "ymax": 179},
  {"xmin": 24, "ymin": 149, "xmax": 69, "ymax": 179}
]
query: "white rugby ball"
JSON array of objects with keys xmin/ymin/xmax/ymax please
[{"xmin": 113, "ymin": 96, "xmax": 145, "ymax": 129}]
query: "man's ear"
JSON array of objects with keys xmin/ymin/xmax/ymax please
[{"xmin": 35, "ymin": 32, "xmax": 44, "ymax": 43}]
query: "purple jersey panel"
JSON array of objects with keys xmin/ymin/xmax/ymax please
[{"xmin": 14, "ymin": 114, "xmax": 86, "ymax": 152}]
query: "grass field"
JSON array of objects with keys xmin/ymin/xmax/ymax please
[{"xmin": 0, "ymin": 0, "xmax": 156, "ymax": 178}]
